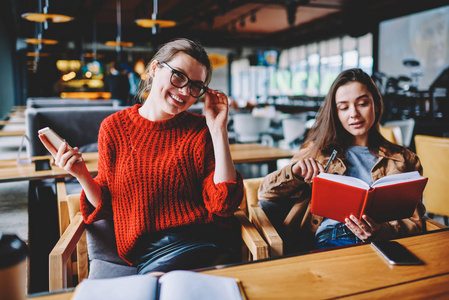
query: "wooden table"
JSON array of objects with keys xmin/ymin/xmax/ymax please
[
  {"xmin": 0, "ymin": 120, "xmax": 25, "ymax": 125},
  {"xmin": 0, "ymin": 144, "xmax": 293, "ymax": 183},
  {"xmin": 202, "ymin": 229, "xmax": 449, "ymax": 299},
  {"xmin": 28, "ymin": 229, "xmax": 449, "ymax": 299},
  {"xmin": 230, "ymin": 143, "xmax": 293, "ymax": 164},
  {"xmin": 0, "ymin": 130, "xmax": 26, "ymax": 137},
  {"xmin": 0, "ymin": 153, "xmax": 99, "ymax": 183}
]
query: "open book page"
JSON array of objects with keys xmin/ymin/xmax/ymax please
[
  {"xmin": 159, "ymin": 270, "xmax": 243, "ymax": 300},
  {"xmin": 372, "ymin": 171, "xmax": 423, "ymax": 187},
  {"xmin": 317, "ymin": 173, "xmax": 369, "ymax": 190},
  {"xmin": 72, "ymin": 275, "xmax": 158, "ymax": 300}
]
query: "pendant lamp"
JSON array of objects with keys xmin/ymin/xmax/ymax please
[
  {"xmin": 21, "ymin": 0, "xmax": 73, "ymax": 23},
  {"xmin": 106, "ymin": 0, "xmax": 133, "ymax": 48},
  {"xmin": 135, "ymin": 0, "xmax": 176, "ymax": 34}
]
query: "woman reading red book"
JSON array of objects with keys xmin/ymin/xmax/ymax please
[{"xmin": 258, "ymin": 68, "xmax": 425, "ymax": 252}]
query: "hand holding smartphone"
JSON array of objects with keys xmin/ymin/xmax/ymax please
[
  {"xmin": 38, "ymin": 127, "xmax": 73, "ymax": 152},
  {"xmin": 38, "ymin": 127, "xmax": 82, "ymax": 162},
  {"xmin": 371, "ymin": 240, "xmax": 423, "ymax": 265}
]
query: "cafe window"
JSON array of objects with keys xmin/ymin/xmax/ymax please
[
  {"xmin": 307, "ymin": 53, "xmax": 320, "ymax": 96},
  {"xmin": 343, "ymin": 50, "xmax": 359, "ymax": 70},
  {"xmin": 291, "ymin": 60, "xmax": 308, "ymax": 95},
  {"xmin": 319, "ymin": 39, "xmax": 342, "ymax": 95},
  {"xmin": 255, "ymin": 66, "xmax": 268, "ymax": 99},
  {"xmin": 320, "ymin": 55, "xmax": 342, "ymax": 95},
  {"xmin": 230, "ymin": 33, "xmax": 373, "ymax": 100},
  {"xmin": 358, "ymin": 33, "xmax": 373, "ymax": 75}
]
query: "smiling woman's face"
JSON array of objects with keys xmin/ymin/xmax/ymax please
[
  {"xmin": 335, "ymin": 81, "xmax": 376, "ymax": 147},
  {"xmin": 148, "ymin": 52, "xmax": 207, "ymax": 119}
]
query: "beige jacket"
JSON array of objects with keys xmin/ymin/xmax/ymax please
[{"xmin": 258, "ymin": 144, "xmax": 426, "ymax": 251}]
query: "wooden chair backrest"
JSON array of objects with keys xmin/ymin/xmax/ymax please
[{"xmin": 415, "ymin": 135, "xmax": 449, "ymax": 217}]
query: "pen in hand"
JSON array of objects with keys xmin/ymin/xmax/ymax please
[{"xmin": 324, "ymin": 149, "xmax": 337, "ymax": 172}]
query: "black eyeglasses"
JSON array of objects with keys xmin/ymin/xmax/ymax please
[{"xmin": 159, "ymin": 62, "xmax": 208, "ymax": 98}]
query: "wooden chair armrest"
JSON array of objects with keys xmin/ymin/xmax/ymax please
[
  {"xmin": 234, "ymin": 209, "xmax": 269, "ymax": 260},
  {"xmin": 248, "ymin": 204, "xmax": 283, "ymax": 257},
  {"xmin": 424, "ymin": 216, "xmax": 447, "ymax": 231},
  {"xmin": 56, "ymin": 181, "xmax": 69, "ymax": 236},
  {"xmin": 49, "ymin": 212, "xmax": 86, "ymax": 291}
]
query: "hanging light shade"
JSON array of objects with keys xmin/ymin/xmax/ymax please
[
  {"xmin": 135, "ymin": 0, "xmax": 176, "ymax": 33},
  {"xmin": 84, "ymin": 53, "xmax": 105, "ymax": 59},
  {"xmin": 22, "ymin": 12, "xmax": 73, "ymax": 23},
  {"xmin": 106, "ymin": 0, "xmax": 133, "ymax": 48},
  {"xmin": 105, "ymin": 41, "xmax": 133, "ymax": 47},
  {"xmin": 27, "ymin": 52, "xmax": 50, "ymax": 57},
  {"xmin": 21, "ymin": 0, "xmax": 73, "ymax": 23},
  {"xmin": 135, "ymin": 19, "xmax": 176, "ymax": 28},
  {"xmin": 25, "ymin": 38, "xmax": 58, "ymax": 45}
]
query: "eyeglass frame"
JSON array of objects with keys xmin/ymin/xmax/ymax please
[{"xmin": 159, "ymin": 62, "xmax": 208, "ymax": 98}]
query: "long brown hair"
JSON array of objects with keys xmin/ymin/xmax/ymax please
[
  {"xmin": 136, "ymin": 38, "xmax": 213, "ymax": 104},
  {"xmin": 302, "ymin": 68, "xmax": 401, "ymax": 158}
]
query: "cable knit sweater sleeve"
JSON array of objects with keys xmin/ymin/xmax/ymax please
[
  {"xmin": 80, "ymin": 117, "xmax": 115, "ymax": 223},
  {"xmin": 200, "ymin": 132, "xmax": 244, "ymax": 218}
]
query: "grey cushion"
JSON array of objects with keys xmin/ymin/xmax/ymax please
[
  {"xmin": 86, "ymin": 219, "xmax": 129, "ymax": 266},
  {"xmin": 88, "ymin": 259, "xmax": 137, "ymax": 279},
  {"xmin": 25, "ymin": 106, "xmax": 123, "ymax": 156},
  {"xmin": 27, "ymin": 98, "xmax": 120, "ymax": 108},
  {"xmin": 78, "ymin": 142, "xmax": 99, "ymax": 153},
  {"xmin": 86, "ymin": 220, "xmax": 138, "ymax": 279}
]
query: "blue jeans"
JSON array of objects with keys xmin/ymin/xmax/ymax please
[{"xmin": 315, "ymin": 223, "xmax": 362, "ymax": 249}]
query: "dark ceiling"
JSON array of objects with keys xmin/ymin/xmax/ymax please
[{"xmin": 12, "ymin": 0, "xmax": 447, "ymax": 58}]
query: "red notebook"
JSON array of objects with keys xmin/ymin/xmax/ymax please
[{"xmin": 311, "ymin": 171, "xmax": 428, "ymax": 223}]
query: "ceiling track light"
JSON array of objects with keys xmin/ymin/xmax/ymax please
[
  {"xmin": 286, "ymin": 0, "xmax": 298, "ymax": 26},
  {"xmin": 231, "ymin": 21, "xmax": 237, "ymax": 32},
  {"xmin": 239, "ymin": 17, "xmax": 245, "ymax": 28},
  {"xmin": 221, "ymin": 7, "xmax": 261, "ymax": 31},
  {"xmin": 250, "ymin": 10, "xmax": 257, "ymax": 23}
]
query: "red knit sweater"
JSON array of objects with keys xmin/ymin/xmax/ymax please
[{"xmin": 80, "ymin": 105, "xmax": 243, "ymax": 264}]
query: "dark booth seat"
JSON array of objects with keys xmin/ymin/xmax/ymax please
[
  {"xmin": 26, "ymin": 98, "xmax": 121, "ymax": 109},
  {"xmin": 24, "ymin": 105, "xmax": 123, "ymax": 293}
]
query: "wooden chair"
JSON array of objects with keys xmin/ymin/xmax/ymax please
[
  {"xmin": 415, "ymin": 135, "xmax": 449, "ymax": 225},
  {"xmin": 232, "ymin": 113, "xmax": 271, "ymax": 143},
  {"xmin": 379, "ymin": 125, "xmax": 402, "ymax": 145},
  {"xmin": 242, "ymin": 178, "xmax": 283, "ymax": 257},
  {"xmin": 241, "ymin": 177, "xmax": 447, "ymax": 256},
  {"xmin": 49, "ymin": 189, "xmax": 269, "ymax": 291},
  {"xmin": 384, "ymin": 118, "xmax": 415, "ymax": 148}
]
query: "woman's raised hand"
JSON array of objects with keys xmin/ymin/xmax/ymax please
[
  {"xmin": 203, "ymin": 89, "xmax": 229, "ymax": 135},
  {"xmin": 292, "ymin": 158, "xmax": 325, "ymax": 183}
]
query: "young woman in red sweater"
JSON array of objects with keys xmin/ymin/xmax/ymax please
[{"xmin": 40, "ymin": 38, "xmax": 244, "ymax": 274}]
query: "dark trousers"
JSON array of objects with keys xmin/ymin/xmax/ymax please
[{"xmin": 135, "ymin": 223, "xmax": 240, "ymax": 274}]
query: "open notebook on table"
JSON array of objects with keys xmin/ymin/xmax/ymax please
[{"xmin": 72, "ymin": 270, "xmax": 246, "ymax": 300}]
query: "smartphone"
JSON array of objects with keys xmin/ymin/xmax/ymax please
[
  {"xmin": 371, "ymin": 241, "xmax": 423, "ymax": 265},
  {"xmin": 38, "ymin": 127, "xmax": 73, "ymax": 151},
  {"xmin": 35, "ymin": 159, "xmax": 51, "ymax": 171}
]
